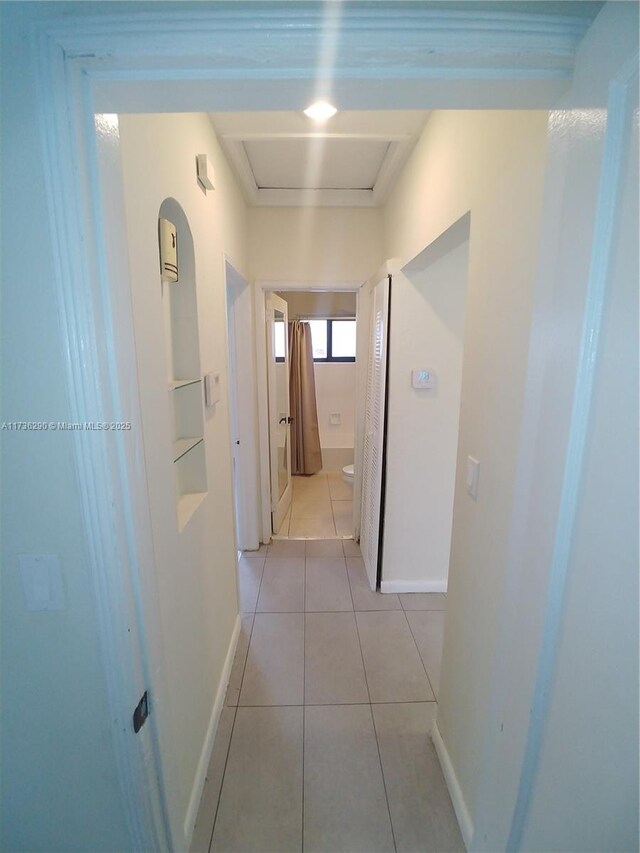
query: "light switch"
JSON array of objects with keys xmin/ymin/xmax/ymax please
[
  {"xmin": 466, "ymin": 456, "xmax": 479, "ymax": 500},
  {"xmin": 330, "ymin": 412, "xmax": 341, "ymax": 426},
  {"xmin": 19, "ymin": 554, "xmax": 66, "ymax": 611},
  {"xmin": 204, "ymin": 372, "xmax": 220, "ymax": 407},
  {"xmin": 412, "ymin": 369, "xmax": 436, "ymax": 389}
]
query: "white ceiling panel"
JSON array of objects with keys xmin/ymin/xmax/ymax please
[
  {"xmin": 243, "ymin": 138, "xmax": 391, "ymax": 190},
  {"xmin": 210, "ymin": 110, "xmax": 431, "ymax": 207}
]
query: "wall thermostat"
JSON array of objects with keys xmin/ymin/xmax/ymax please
[
  {"xmin": 412, "ymin": 369, "xmax": 436, "ymax": 389},
  {"xmin": 196, "ymin": 154, "xmax": 215, "ymax": 191},
  {"xmin": 158, "ymin": 218, "xmax": 178, "ymax": 282}
]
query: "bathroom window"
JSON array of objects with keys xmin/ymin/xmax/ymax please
[
  {"xmin": 275, "ymin": 318, "xmax": 356, "ymax": 362},
  {"xmin": 310, "ymin": 319, "xmax": 356, "ymax": 362}
]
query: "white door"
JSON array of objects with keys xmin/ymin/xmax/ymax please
[
  {"xmin": 226, "ymin": 279, "xmax": 242, "ymax": 549},
  {"xmin": 266, "ymin": 293, "xmax": 293, "ymax": 533},
  {"xmin": 360, "ymin": 275, "xmax": 391, "ymax": 590}
]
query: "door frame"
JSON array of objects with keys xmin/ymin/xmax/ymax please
[
  {"xmin": 28, "ymin": 4, "xmax": 626, "ymax": 850},
  {"xmin": 255, "ymin": 280, "xmax": 363, "ymax": 544},
  {"xmin": 224, "ymin": 258, "xmax": 261, "ymax": 551},
  {"xmin": 265, "ymin": 292, "xmax": 293, "ymax": 533}
]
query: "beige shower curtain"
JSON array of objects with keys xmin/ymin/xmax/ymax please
[{"xmin": 288, "ymin": 321, "xmax": 323, "ymax": 475}]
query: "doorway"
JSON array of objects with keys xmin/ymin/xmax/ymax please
[
  {"xmin": 258, "ymin": 286, "xmax": 361, "ymax": 541},
  {"xmin": 225, "ymin": 259, "xmax": 261, "ymax": 551}
]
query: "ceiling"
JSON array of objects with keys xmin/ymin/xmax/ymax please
[{"xmin": 209, "ymin": 111, "xmax": 431, "ymax": 208}]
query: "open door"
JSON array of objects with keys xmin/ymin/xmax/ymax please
[
  {"xmin": 266, "ymin": 293, "xmax": 293, "ymax": 534},
  {"xmin": 360, "ymin": 274, "xmax": 391, "ymax": 590}
]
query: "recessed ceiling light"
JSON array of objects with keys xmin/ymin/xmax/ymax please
[{"xmin": 303, "ymin": 101, "xmax": 337, "ymax": 121}]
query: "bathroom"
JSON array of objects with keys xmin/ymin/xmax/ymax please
[{"xmin": 273, "ymin": 289, "xmax": 357, "ymax": 538}]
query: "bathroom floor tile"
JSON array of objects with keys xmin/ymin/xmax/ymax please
[
  {"xmin": 332, "ymin": 500, "xmax": 353, "ymax": 536},
  {"xmin": 239, "ymin": 613, "xmax": 304, "ymax": 706},
  {"xmin": 256, "ymin": 557, "xmax": 305, "ymax": 612},
  {"xmin": 405, "ymin": 610, "xmax": 445, "ymax": 700},
  {"xmin": 289, "ymin": 517, "xmax": 337, "ymax": 538},
  {"xmin": 356, "ymin": 611, "xmax": 435, "ymax": 703},
  {"xmin": 303, "ymin": 704, "xmax": 395, "ymax": 852},
  {"xmin": 290, "ymin": 498, "xmax": 334, "ymax": 520},
  {"xmin": 276, "ymin": 509, "xmax": 291, "ymax": 537},
  {"xmin": 305, "ymin": 557, "xmax": 353, "ymax": 612},
  {"xmin": 211, "ymin": 706, "xmax": 303, "ymax": 853},
  {"xmin": 372, "ymin": 703, "xmax": 464, "ymax": 852},
  {"xmin": 327, "ymin": 474, "xmax": 354, "ymax": 501},
  {"xmin": 305, "ymin": 613, "xmax": 368, "ymax": 705},
  {"xmin": 237, "ymin": 555, "xmax": 265, "ymax": 613},
  {"xmin": 292, "ymin": 473, "xmax": 330, "ymax": 499},
  {"xmin": 346, "ymin": 557, "xmax": 402, "ymax": 611}
]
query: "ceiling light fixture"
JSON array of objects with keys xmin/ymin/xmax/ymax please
[{"xmin": 303, "ymin": 100, "xmax": 337, "ymax": 121}]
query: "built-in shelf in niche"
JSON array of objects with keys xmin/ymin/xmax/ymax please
[
  {"xmin": 173, "ymin": 436, "xmax": 204, "ymax": 463},
  {"xmin": 159, "ymin": 197, "xmax": 207, "ymax": 530},
  {"xmin": 168, "ymin": 378, "xmax": 201, "ymax": 391}
]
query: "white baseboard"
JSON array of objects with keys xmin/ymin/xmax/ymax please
[
  {"xmin": 431, "ymin": 720, "xmax": 473, "ymax": 850},
  {"xmin": 380, "ymin": 579, "xmax": 447, "ymax": 593},
  {"xmin": 183, "ymin": 614, "xmax": 241, "ymax": 842}
]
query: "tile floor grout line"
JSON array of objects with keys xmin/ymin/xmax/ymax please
[
  {"xmin": 251, "ymin": 551, "xmax": 268, "ymax": 617},
  {"xmin": 369, "ymin": 702, "xmax": 398, "ymax": 853},
  {"xmin": 206, "ymin": 702, "xmax": 239, "ymax": 853},
  {"xmin": 353, "ymin": 607, "xmax": 373, "ymax": 706},
  {"xmin": 402, "ymin": 608, "xmax": 438, "ymax": 702},
  {"xmin": 232, "ymin": 700, "xmax": 439, "ymax": 708},
  {"xmin": 245, "ymin": 606, "xmax": 427, "ymax": 615},
  {"xmin": 345, "ymin": 552, "xmax": 357, "ymax": 612},
  {"xmin": 233, "ymin": 610, "xmax": 257, "ymax": 708}
]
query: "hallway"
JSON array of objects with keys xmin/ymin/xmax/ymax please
[{"xmin": 191, "ymin": 539, "xmax": 460, "ymax": 852}]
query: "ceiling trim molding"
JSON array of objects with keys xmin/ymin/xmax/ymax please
[
  {"xmin": 51, "ymin": 3, "xmax": 597, "ymax": 85},
  {"xmin": 252, "ymin": 188, "xmax": 378, "ymax": 208},
  {"xmin": 217, "ymin": 131, "xmax": 418, "ymax": 207}
]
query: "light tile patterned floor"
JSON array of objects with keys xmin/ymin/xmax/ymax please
[
  {"xmin": 277, "ymin": 472, "xmax": 354, "ymax": 538},
  {"xmin": 191, "ymin": 540, "xmax": 462, "ymax": 853}
]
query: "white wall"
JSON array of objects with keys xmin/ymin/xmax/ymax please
[
  {"xmin": 479, "ymin": 5, "xmax": 638, "ymax": 850},
  {"xmin": 523, "ymin": 115, "xmax": 638, "ymax": 850},
  {"xmin": 1, "ymin": 7, "xmax": 131, "ymax": 850},
  {"xmin": 118, "ymin": 112, "xmax": 247, "ymax": 846},
  {"xmin": 382, "ymin": 235, "xmax": 469, "ymax": 592},
  {"xmin": 278, "ymin": 290, "xmax": 357, "ymax": 318},
  {"xmin": 313, "ymin": 363, "xmax": 356, "ymax": 452},
  {"xmin": 383, "ymin": 108, "xmax": 549, "ymax": 827},
  {"xmin": 250, "ymin": 207, "xmax": 383, "ymax": 283}
]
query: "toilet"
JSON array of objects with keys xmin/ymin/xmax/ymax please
[{"xmin": 342, "ymin": 463, "xmax": 355, "ymax": 485}]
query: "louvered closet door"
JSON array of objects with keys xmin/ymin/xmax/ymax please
[{"xmin": 360, "ymin": 276, "xmax": 390, "ymax": 590}]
